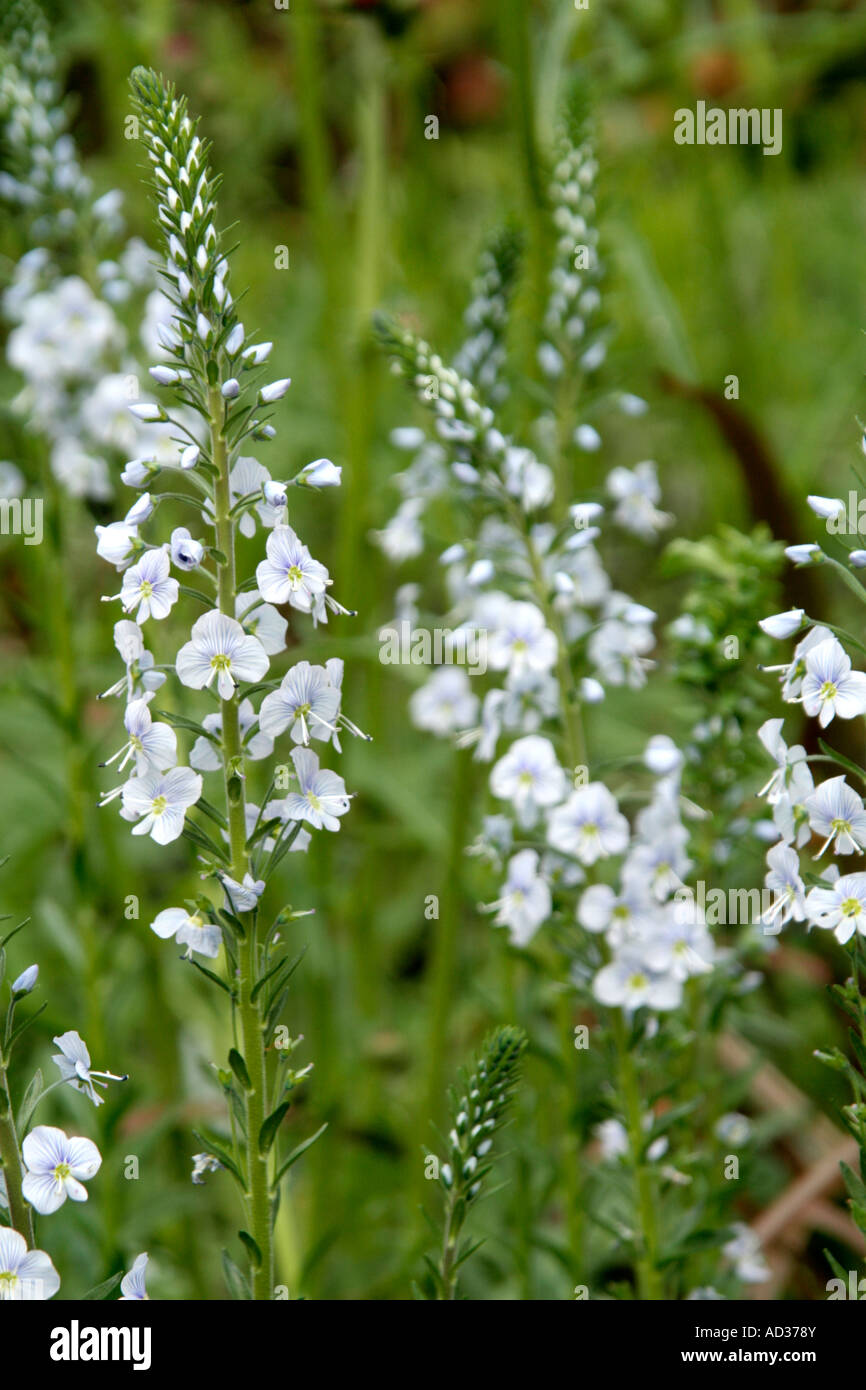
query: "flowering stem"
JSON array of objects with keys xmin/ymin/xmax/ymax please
[
  {"xmin": 611, "ymin": 1008, "xmax": 661, "ymax": 1300},
  {"xmin": 209, "ymin": 385, "xmax": 272, "ymax": 1300},
  {"xmin": 0, "ymin": 1060, "xmax": 34, "ymax": 1246}
]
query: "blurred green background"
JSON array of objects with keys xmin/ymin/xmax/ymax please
[{"xmin": 3, "ymin": 0, "xmax": 866, "ymax": 1299}]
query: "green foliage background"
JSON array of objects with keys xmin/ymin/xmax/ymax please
[{"xmin": 2, "ymin": 0, "xmax": 866, "ymax": 1298}]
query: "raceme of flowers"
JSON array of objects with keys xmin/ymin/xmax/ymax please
[
  {"xmin": 375, "ymin": 115, "xmax": 704, "ymax": 1020},
  {"xmin": 0, "ymin": 942, "xmax": 144, "ymax": 1300},
  {"xmin": 90, "ymin": 65, "xmax": 362, "ymax": 1300}
]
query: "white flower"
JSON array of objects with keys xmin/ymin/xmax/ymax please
[
  {"xmin": 805, "ymin": 872, "xmax": 866, "ymax": 944},
  {"xmin": 0, "ymin": 1229, "xmax": 60, "ymax": 1300},
  {"xmin": 595, "ymin": 1118, "xmax": 629, "ymax": 1159},
  {"xmin": 259, "ymin": 661, "xmax": 341, "ymax": 744},
  {"xmin": 151, "ymin": 906, "xmax": 221, "ymax": 959},
  {"xmin": 170, "ymin": 526, "xmax": 204, "ymax": 571},
  {"xmin": 489, "ymin": 735, "xmax": 567, "ymax": 828},
  {"xmin": 487, "ymin": 601, "xmax": 558, "ymax": 678},
  {"xmin": 801, "ymin": 637, "xmax": 866, "ymax": 727},
  {"xmin": 806, "ymin": 494, "xmax": 845, "ymax": 520},
  {"xmin": 119, "ymin": 1253, "xmax": 149, "ymax": 1301},
  {"xmin": 189, "ymin": 699, "xmax": 273, "ymax": 771},
  {"xmin": 280, "ymin": 746, "xmax": 350, "ymax": 831},
  {"xmin": 409, "ymin": 668, "xmax": 479, "ymax": 737},
  {"xmin": 623, "ymin": 831, "xmax": 691, "ymax": 902},
  {"xmin": 805, "ymin": 776, "xmax": 866, "ymax": 856},
  {"xmin": 758, "ymin": 608, "xmax": 805, "ymax": 639},
  {"xmin": 259, "ymin": 377, "xmax": 291, "ymax": 403},
  {"xmin": 578, "ymin": 882, "xmax": 655, "ymax": 943},
  {"xmin": 785, "ymin": 543, "xmax": 822, "ymax": 565},
  {"xmin": 592, "ymin": 950, "xmax": 682, "ymax": 1012},
  {"xmin": 95, "ymin": 520, "xmax": 139, "ymax": 567},
  {"xmin": 547, "ymin": 782, "xmax": 629, "ymax": 864},
  {"xmin": 644, "ymin": 912, "xmax": 714, "ymax": 982},
  {"xmin": 762, "ymin": 842, "xmax": 807, "ymax": 929},
  {"xmin": 105, "ymin": 698, "xmax": 176, "ymax": 775},
  {"xmin": 52, "ymin": 1031, "xmax": 126, "ymax": 1106},
  {"xmin": 371, "ymin": 498, "xmax": 426, "ymax": 563},
  {"xmin": 235, "ymin": 592, "xmax": 287, "ymax": 655},
  {"xmin": 756, "ymin": 718, "xmax": 811, "ymax": 804},
  {"xmin": 102, "ymin": 620, "xmax": 166, "ymax": 700},
  {"xmin": 487, "ymin": 848, "xmax": 551, "ymax": 946},
  {"xmin": 11, "ymin": 965, "xmax": 38, "ymax": 996},
  {"xmin": 723, "ymin": 1224, "xmax": 769, "ymax": 1284},
  {"xmin": 191, "ymin": 1153, "xmax": 222, "ymax": 1184},
  {"xmin": 643, "ymin": 735, "xmax": 683, "ymax": 775},
  {"xmin": 221, "ymin": 873, "xmax": 265, "ymax": 912},
  {"xmin": 117, "ymin": 549, "xmax": 179, "ymax": 622},
  {"xmin": 715, "ymin": 1113, "xmax": 752, "ymax": 1147},
  {"xmin": 262, "ymin": 480, "xmax": 287, "ymax": 512},
  {"xmin": 53, "ymin": 438, "xmax": 111, "ymax": 500},
  {"xmin": 120, "ymin": 766, "xmax": 202, "ymax": 844},
  {"xmin": 502, "ymin": 446, "xmax": 554, "ymax": 511},
  {"xmin": 21, "ymin": 1125, "xmax": 102, "ymax": 1214},
  {"xmin": 606, "ymin": 461, "xmax": 671, "ymax": 538},
  {"xmin": 256, "ymin": 525, "xmax": 330, "ymax": 612},
  {"xmin": 82, "ymin": 373, "xmax": 145, "ymax": 452},
  {"xmin": 296, "ymin": 457, "xmax": 341, "ymax": 488},
  {"xmin": 175, "ymin": 610, "xmax": 269, "ymax": 701}
]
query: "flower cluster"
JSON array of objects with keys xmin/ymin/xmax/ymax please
[
  {"xmin": 375, "ymin": 99, "xmax": 743, "ymax": 1300},
  {"xmin": 91, "ymin": 67, "xmax": 362, "ymax": 1299},
  {"xmin": 0, "ymin": 913, "xmax": 142, "ymax": 1300},
  {"xmin": 375, "ymin": 114, "xmax": 699, "ymax": 1015},
  {"xmin": 0, "ymin": 0, "xmax": 168, "ymax": 501},
  {"xmin": 756, "ymin": 482, "xmax": 866, "ymax": 1264},
  {"xmin": 424, "ymin": 1025, "xmax": 526, "ymax": 1300}
]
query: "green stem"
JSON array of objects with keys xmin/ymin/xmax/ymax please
[
  {"xmin": 0, "ymin": 1062, "xmax": 34, "ymax": 1246},
  {"xmin": 611, "ymin": 1008, "xmax": 661, "ymax": 1300},
  {"xmin": 210, "ymin": 386, "xmax": 272, "ymax": 1300},
  {"xmin": 438, "ymin": 1196, "xmax": 459, "ymax": 1300}
]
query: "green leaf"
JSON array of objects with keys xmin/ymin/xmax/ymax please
[
  {"xmin": 251, "ymin": 948, "xmax": 306, "ymax": 1006},
  {"xmin": 238, "ymin": 1230, "xmax": 262, "ymax": 1269},
  {"xmin": 259, "ymin": 1101, "xmax": 291, "ymax": 1155},
  {"xmin": 1, "ymin": 916, "xmax": 30, "ymax": 949},
  {"xmin": 818, "ymin": 740, "xmax": 866, "ymax": 786},
  {"xmin": 152, "ymin": 709, "xmax": 220, "ymax": 742},
  {"xmin": 16, "ymin": 1068, "xmax": 42, "ymax": 1133},
  {"xmin": 178, "ymin": 584, "xmax": 215, "ymax": 607},
  {"xmin": 181, "ymin": 820, "xmax": 231, "ymax": 864},
  {"xmin": 824, "ymin": 1247, "xmax": 851, "ymax": 1284},
  {"xmin": 229, "ymin": 1048, "xmax": 252, "ymax": 1091},
  {"xmin": 849, "ymin": 1028, "xmax": 866, "ymax": 1077},
  {"xmin": 274, "ymin": 1122, "xmax": 328, "ymax": 1185},
  {"xmin": 197, "ymin": 797, "xmax": 229, "ymax": 831},
  {"xmin": 188, "ymin": 957, "xmax": 235, "ymax": 996},
  {"xmin": 221, "ymin": 1250, "xmax": 251, "ymax": 1301},
  {"xmin": 192, "ymin": 1128, "xmax": 245, "ymax": 1187},
  {"xmin": 7, "ymin": 1001, "xmax": 47, "ymax": 1049},
  {"xmin": 82, "ymin": 1271, "xmax": 124, "ymax": 1301}
]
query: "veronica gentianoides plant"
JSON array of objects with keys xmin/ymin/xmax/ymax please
[{"xmin": 94, "ymin": 68, "xmax": 362, "ymax": 1300}]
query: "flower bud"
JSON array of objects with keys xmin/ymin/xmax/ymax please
[{"xmin": 11, "ymin": 964, "xmax": 38, "ymax": 997}]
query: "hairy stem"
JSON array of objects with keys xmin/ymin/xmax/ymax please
[
  {"xmin": 611, "ymin": 1008, "xmax": 661, "ymax": 1300},
  {"xmin": 0, "ymin": 1062, "xmax": 34, "ymax": 1246},
  {"xmin": 210, "ymin": 386, "xmax": 272, "ymax": 1300}
]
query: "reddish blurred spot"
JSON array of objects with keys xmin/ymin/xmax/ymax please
[
  {"xmin": 162, "ymin": 32, "xmax": 199, "ymax": 66},
  {"xmin": 689, "ymin": 50, "xmax": 742, "ymax": 99},
  {"xmin": 442, "ymin": 53, "xmax": 505, "ymax": 126}
]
